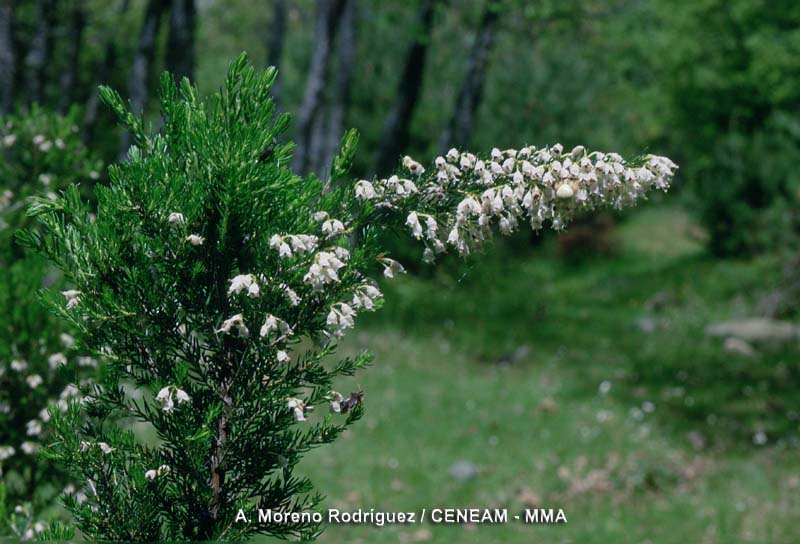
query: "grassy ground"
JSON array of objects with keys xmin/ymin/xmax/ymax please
[{"xmin": 279, "ymin": 206, "xmax": 800, "ymax": 543}]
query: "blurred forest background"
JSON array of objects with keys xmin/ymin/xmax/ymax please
[
  {"xmin": 1, "ymin": 0, "xmax": 800, "ymax": 542},
  {"xmin": 3, "ymin": 0, "xmax": 800, "ymax": 252}
]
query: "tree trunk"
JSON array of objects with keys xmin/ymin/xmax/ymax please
[
  {"xmin": 120, "ymin": 0, "xmax": 167, "ymax": 157},
  {"xmin": 437, "ymin": 0, "xmax": 499, "ymax": 153},
  {"xmin": 57, "ymin": 0, "xmax": 86, "ymax": 113},
  {"xmin": 85, "ymin": 0, "xmax": 130, "ymax": 141},
  {"xmin": 24, "ymin": 0, "xmax": 57, "ymax": 105},
  {"xmin": 373, "ymin": 0, "xmax": 437, "ymax": 176},
  {"xmin": 165, "ymin": 0, "xmax": 195, "ymax": 81},
  {"xmin": 266, "ymin": 0, "xmax": 286, "ymax": 105},
  {"xmin": 292, "ymin": 0, "xmax": 345, "ymax": 176},
  {"xmin": 318, "ymin": 0, "xmax": 357, "ymax": 178},
  {"xmin": 0, "ymin": 0, "xmax": 14, "ymax": 113},
  {"xmin": 84, "ymin": 0, "xmax": 130, "ymax": 141},
  {"xmin": 308, "ymin": 101, "xmax": 328, "ymax": 177}
]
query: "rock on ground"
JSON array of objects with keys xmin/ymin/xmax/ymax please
[
  {"xmin": 448, "ymin": 460, "xmax": 479, "ymax": 482},
  {"xmin": 706, "ymin": 318, "xmax": 799, "ymax": 343},
  {"xmin": 724, "ymin": 337, "xmax": 755, "ymax": 357}
]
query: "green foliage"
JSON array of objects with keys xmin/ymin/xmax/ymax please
[
  {"xmin": 0, "ymin": 106, "xmax": 103, "ymax": 536},
  {"xmin": 0, "ymin": 105, "xmax": 102, "ymax": 247},
  {"xmin": 0, "ymin": 482, "xmax": 7, "ymax": 533},
  {"xmin": 36, "ymin": 520, "xmax": 76, "ymax": 541},
  {"xmin": 19, "ymin": 50, "xmax": 674, "ymax": 541},
  {"xmin": 660, "ymin": 0, "xmax": 800, "ymax": 255},
  {"xmin": 22, "ymin": 55, "xmax": 380, "ymax": 541},
  {"xmin": 21, "ymin": 53, "xmax": 672, "ymax": 541}
]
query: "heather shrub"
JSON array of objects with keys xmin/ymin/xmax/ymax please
[
  {"xmin": 21, "ymin": 55, "xmax": 675, "ymax": 541},
  {"xmin": 0, "ymin": 106, "xmax": 102, "ymax": 538}
]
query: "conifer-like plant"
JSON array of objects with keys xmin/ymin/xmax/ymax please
[
  {"xmin": 0, "ymin": 107, "xmax": 102, "ymax": 539},
  {"xmin": 21, "ymin": 54, "xmax": 676, "ymax": 541}
]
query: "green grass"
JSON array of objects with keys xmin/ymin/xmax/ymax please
[{"xmin": 276, "ymin": 206, "xmax": 800, "ymax": 543}]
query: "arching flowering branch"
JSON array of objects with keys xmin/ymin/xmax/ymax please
[{"xmin": 357, "ymin": 146, "xmax": 676, "ymax": 260}]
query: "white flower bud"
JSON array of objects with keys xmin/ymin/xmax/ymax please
[
  {"xmin": 355, "ymin": 180, "xmax": 377, "ymax": 200},
  {"xmin": 287, "ymin": 398, "xmax": 306, "ymax": 421},
  {"xmin": 61, "ymin": 290, "xmax": 81, "ymax": 309},
  {"xmin": 0, "ymin": 446, "xmax": 15, "ymax": 461},
  {"xmin": 219, "ymin": 314, "xmax": 248, "ymax": 337},
  {"xmin": 329, "ymin": 391, "xmax": 344, "ymax": 413},
  {"xmin": 556, "ymin": 183, "xmax": 574, "ymax": 199},
  {"xmin": 406, "ymin": 212, "xmax": 423, "ymax": 239},
  {"xmin": 168, "ymin": 212, "xmax": 185, "ymax": 225},
  {"xmin": 156, "ymin": 386, "xmax": 171, "ymax": 403}
]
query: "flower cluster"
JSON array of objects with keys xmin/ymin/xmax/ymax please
[
  {"xmin": 218, "ymin": 313, "xmax": 249, "ymax": 337},
  {"xmin": 270, "ymin": 233, "xmax": 318, "ymax": 258},
  {"xmin": 328, "ymin": 392, "xmax": 344, "ymax": 413},
  {"xmin": 228, "ymin": 274, "xmax": 261, "ymax": 298},
  {"xmin": 168, "ymin": 212, "xmax": 185, "ymax": 225},
  {"xmin": 31, "ymin": 133, "xmax": 66, "ymax": 154},
  {"xmin": 303, "ymin": 249, "xmax": 348, "ymax": 291},
  {"xmin": 279, "ymin": 283, "xmax": 301, "ymax": 306},
  {"xmin": 351, "ymin": 284, "xmax": 382, "ymax": 311},
  {"xmin": 155, "ymin": 385, "xmax": 191, "ymax": 412},
  {"xmin": 257, "ymin": 313, "xmax": 290, "ymax": 338},
  {"xmin": 144, "ymin": 464, "xmax": 171, "ymax": 480},
  {"xmin": 358, "ymin": 146, "xmax": 677, "ymax": 258},
  {"xmin": 326, "ymin": 303, "xmax": 357, "ymax": 338},
  {"xmin": 0, "ymin": 328, "xmax": 91, "ymax": 534},
  {"xmin": 224, "ymin": 202, "xmax": 400, "ymax": 351},
  {"xmin": 0, "ymin": 333, "xmax": 87, "ymax": 468},
  {"xmin": 0, "ymin": 445, "xmax": 15, "ymax": 461},
  {"xmin": 377, "ymin": 257, "xmax": 405, "ymax": 279},
  {"xmin": 186, "ymin": 234, "xmax": 205, "ymax": 246},
  {"xmin": 79, "ymin": 441, "xmax": 115, "ymax": 454},
  {"xmin": 61, "ymin": 289, "xmax": 81, "ymax": 310},
  {"xmin": 6, "ymin": 503, "xmax": 47, "ymax": 540},
  {"xmin": 287, "ymin": 398, "xmax": 307, "ymax": 421},
  {"xmin": 313, "ymin": 212, "xmax": 346, "ymax": 237}
]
